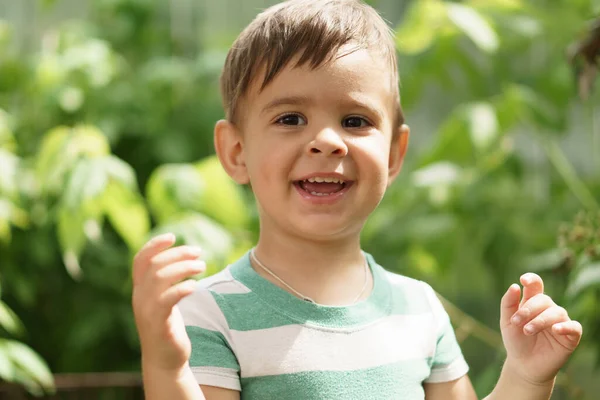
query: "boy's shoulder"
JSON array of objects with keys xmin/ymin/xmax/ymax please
[{"xmin": 369, "ymin": 257, "xmax": 446, "ymax": 320}]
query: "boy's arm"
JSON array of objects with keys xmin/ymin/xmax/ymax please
[
  {"xmin": 424, "ymin": 375, "xmax": 477, "ymax": 399},
  {"xmin": 426, "ymin": 273, "xmax": 582, "ymax": 400},
  {"xmin": 132, "ymin": 234, "xmax": 241, "ymax": 400},
  {"xmin": 142, "ymin": 362, "xmax": 240, "ymax": 400},
  {"xmin": 200, "ymin": 385, "xmax": 240, "ymax": 400},
  {"xmin": 423, "ymin": 366, "xmax": 554, "ymax": 400},
  {"xmin": 142, "ymin": 363, "xmax": 205, "ymax": 400}
]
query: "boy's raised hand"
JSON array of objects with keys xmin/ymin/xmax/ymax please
[
  {"xmin": 499, "ymin": 273, "xmax": 582, "ymax": 385},
  {"xmin": 131, "ymin": 233, "xmax": 206, "ymax": 373}
]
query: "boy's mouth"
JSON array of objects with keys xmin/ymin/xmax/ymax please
[{"xmin": 294, "ymin": 177, "xmax": 353, "ymax": 196}]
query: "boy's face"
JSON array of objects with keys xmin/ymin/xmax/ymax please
[{"xmin": 215, "ymin": 47, "xmax": 409, "ymax": 241}]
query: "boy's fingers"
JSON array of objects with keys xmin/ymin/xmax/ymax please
[
  {"xmin": 521, "ymin": 304, "xmax": 568, "ymax": 336},
  {"xmin": 158, "ymin": 279, "xmax": 198, "ymax": 316},
  {"xmin": 153, "ymin": 260, "xmax": 206, "ymax": 290},
  {"xmin": 132, "ymin": 233, "xmax": 176, "ymax": 282},
  {"xmin": 148, "ymin": 245, "xmax": 203, "ymax": 273},
  {"xmin": 520, "ymin": 273, "xmax": 544, "ymax": 306},
  {"xmin": 500, "ymin": 284, "xmax": 521, "ymax": 328},
  {"xmin": 510, "ymin": 293, "xmax": 555, "ymax": 327},
  {"xmin": 552, "ymin": 321, "xmax": 583, "ymax": 347}
]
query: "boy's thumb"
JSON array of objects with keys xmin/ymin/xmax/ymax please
[{"xmin": 499, "ymin": 284, "xmax": 521, "ymax": 329}]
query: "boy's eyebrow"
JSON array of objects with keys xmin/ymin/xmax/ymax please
[
  {"xmin": 340, "ymin": 97, "xmax": 384, "ymax": 122},
  {"xmin": 261, "ymin": 96, "xmax": 312, "ymax": 115},
  {"xmin": 261, "ymin": 94, "xmax": 386, "ymax": 121}
]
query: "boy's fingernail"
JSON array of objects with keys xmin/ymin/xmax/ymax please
[
  {"xmin": 524, "ymin": 325, "xmax": 535, "ymax": 335},
  {"xmin": 511, "ymin": 315, "xmax": 522, "ymax": 325},
  {"xmin": 160, "ymin": 232, "xmax": 175, "ymax": 241}
]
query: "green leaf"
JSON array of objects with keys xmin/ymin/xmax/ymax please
[
  {"xmin": 0, "ymin": 148, "xmax": 19, "ymax": 196},
  {"xmin": 57, "ymin": 208, "xmax": 86, "ymax": 279},
  {"xmin": 446, "ymin": 3, "xmax": 499, "ymax": 53},
  {"xmin": 56, "ymin": 158, "xmax": 107, "ymax": 278},
  {"xmin": 62, "ymin": 159, "xmax": 108, "ymax": 210},
  {"xmin": 0, "ymin": 339, "xmax": 15, "ymax": 382},
  {"xmin": 468, "ymin": 103, "xmax": 499, "ymax": 151},
  {"xmin": 0, "ymin": 339, "xmax": 55, "ymax": 395},
  {"xmin": 36, "ymin": 125, "xmax": 111, "ymax": 196},
  {"xmin": 103, "ymin": 180, "xmax": 150, "ymax": 251},
  {"xmin": 195, "ymin": 155, "xmax": 249, "ymax": 230},
  {"xmin": 0, "ymin": 301, "xmax": 25, "ymax": 337},
  {"xmin": 396, "ymin": 0, "xmax": 446, "ymax": 54},
  {"xmin": 566, "ymin": 263, "xmax": 600, "ymax": 298},
  {"xmin": 36, "ymin": 126, "xmax": 70, "ymax": 195},
  {"xmin": 101, "ymin": 155, "xmax": 138, "ymax": 189},
  {"xmin": 146, "ymin": 163, "xmax": 205, "ymax": 224},
  {"xmin": 0, "ymin": 218, "xmax": 10, "ymax": 244},
  {"xmin": 0, "ymin": 108, "xmax": 15, "ymax": 151},
  {"xmin": 420, "ymin": 105, "xmax": 476, "ymax": 166},
  {"xmin": 523, "ymin": 249, "xmax": 568, "ymax": 272}
]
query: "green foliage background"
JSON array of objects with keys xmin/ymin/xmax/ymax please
[{"xmin": 0, "ymin": 0, "xmax": 599, "ymax": 398}]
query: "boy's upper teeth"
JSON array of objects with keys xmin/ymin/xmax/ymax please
[{"xmin": 305, "ymin": 177, "xmax": 344, "ymax": 183}]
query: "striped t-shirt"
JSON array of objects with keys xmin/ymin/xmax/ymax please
[{"xmin": 178, "ymin": 251, "xmax": 469, "ymax": 399}]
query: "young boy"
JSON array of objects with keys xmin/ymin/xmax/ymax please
[{"xmin": 132, "ymin": 0, "xmax": 582, "ymax": 399}]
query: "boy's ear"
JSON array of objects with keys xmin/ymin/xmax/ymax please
[
  {"xmin": 387, "ymin": 124, "xmax": 410, "ymax": 186},
  {"xmin": 214, "ymin": 119, "xmax": 250, "ymax": 184}
]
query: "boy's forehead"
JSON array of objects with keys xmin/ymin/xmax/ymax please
[{"xmin": 242, "ymin": 48, "xmax": 397, "ymax": 113}]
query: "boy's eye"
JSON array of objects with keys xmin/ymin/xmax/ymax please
[
  {"xmin": 342, "ymin": 116, "xmax": 371, "ymax": 128},
  {"xmin": 276, "ymin": 114, "xmax": 307, "ymax": 126}
]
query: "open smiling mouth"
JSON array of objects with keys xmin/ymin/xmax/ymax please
[{"xmin": 293, "ymin": 178, "xmax": 354, "ymax": 197}]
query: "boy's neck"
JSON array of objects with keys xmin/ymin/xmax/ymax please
[{"xmin": 252, "ymin": 229, "xmax": 372, "ymax": 306}]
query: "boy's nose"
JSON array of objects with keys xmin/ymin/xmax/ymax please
[{"xmin": 307, "ymin": 128, "xmax": 348, "ymax": 157}]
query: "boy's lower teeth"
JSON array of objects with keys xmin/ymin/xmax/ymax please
[{"xmin": 310, "ymin": 191, "xmax": 331, "ymax": 196}]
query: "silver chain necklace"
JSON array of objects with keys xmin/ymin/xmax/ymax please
[{"xmin": 249, "ymin": 248, "xmax": 369, "ymax": 305}]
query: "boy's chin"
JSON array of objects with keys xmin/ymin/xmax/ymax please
[{"xmin": 286, "ymin": 216, "xmax": 364, "ymax": 242}]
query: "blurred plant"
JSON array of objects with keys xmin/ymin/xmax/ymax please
[
  {"xmin": 0, "ymin": 281, "xmax": 55, "ymax": 396},
  {"xmin": 0, "ymin": 0, "xmax": 598, "ymax": 399}
]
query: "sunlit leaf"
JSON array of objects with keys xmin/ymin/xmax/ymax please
[
  {"xmin": 0, "ymin": 20, "xmax": 11, "ymax": 49},
  {"xmin": 523, "ymin": 248, "xmax": 568, "ymax": 272},
  {"xmin": 57, "ymin": 208, "xmax": 86, "ymax": 279},
  {"xmin": 101, "ymin": 155, "xmax": 138, "ymax": 189},
  {"xmin": 62, "ymin": 158, "xmax": 107, "ymax": 210},
  {"xmin": 36, "ymin": 125, "xmax": 110, "ymax": 196},
  {"xmin": 408, "ymin": 245, "xmax": 439, "ymax": 277},
  {"xmin": 412, "ymin": 162, "xmax": 463, "ymax": 188},
  {"xmin": 0, "ymin": 339, "xmax": 55, "ymax": 395},
  {"xmin": 419, "ymin": 105, "xmax": 476, "ymax": 166},
  {"xmin": 566, "ymin": 263, "xmax": 600, "ymax": 298},
  {"xmin": 447, "ymin": 3, "xmax": 499, "ymax": 53},
  {"xmin": 146, "ymin": 163, "xmax": 204, "ymax": 224},
  {"xmin": 0, "ymin": 301, "xmax": 25, "ymax": 337},
  {"xmin": 103, "ymin": 180, "xmax": 150, "ymax": 251},
  {"xmin": 468, "ymin": 102, "xmax": 499, "ymax": 151},
  {"xmin": 0, "ymin": 219, "xmax": 10, "ymax": 243},
  {"xmin": 68, "ymin": 125, "xmax": 110, "ymax": 158},
  {"xmin": 395, "ymin": 0, "xmax": 446, "ymax": 54},
  {"xmin": 0, "ymin": 148, "xmax": 18, "ymax": 196},
  {"xmin": 58, "ymin": 86, "xmax": 85, "ymax": 113},
  {"xmin": 195, "ymin": 156, "xmax": 249, "ymax": 230},
  {"xmin": 0, "ymin": 108, "xmax": 15, "ymax": 151},
  {"xmin": 0, "ymin": 339, "xmax": 15, "ymax": 382}
]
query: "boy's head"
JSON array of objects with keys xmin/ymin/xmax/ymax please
[
  {"xmin": 215, "ymin": 0, "xmax": 410, "ymax": 240},
  {"xmin": 220, "ymin": 0, "xmax": 404, "ymax": 130}
]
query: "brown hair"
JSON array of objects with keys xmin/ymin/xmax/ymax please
[{"xmin": 220, "ymin": 0, "xmax": 404, "ymax": 129}]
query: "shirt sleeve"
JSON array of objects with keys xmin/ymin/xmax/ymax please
[
  {"xmin": 421, "ymin": 282, "xmax": 470, "ymax": 384},
  {"xmin": 177, "ymin": 286, "xmax": 241, "ymax": 391}
]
